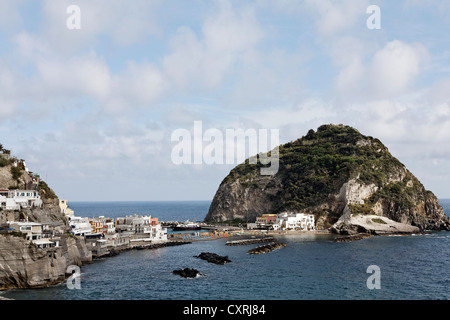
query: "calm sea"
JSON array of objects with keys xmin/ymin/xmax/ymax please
[{"xmin": 1, "ymin": 200, "xmax": 450, "ymax": 300}]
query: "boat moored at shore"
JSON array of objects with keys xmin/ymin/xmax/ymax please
[{"xmin": 172, "ymin": 221, "xmax": 202, "ymax": 231}]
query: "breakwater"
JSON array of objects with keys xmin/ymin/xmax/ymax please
[
  {"xmin": 226, "ymin": 237, "xmax": 277, "ymax": 246},
  {"xmin": 93, "ymin": 240, "xmax": 191, "ymax": 258},
  {"xmin": 248, "ymin": 242, "xmax": 287, "ymax": 254}
]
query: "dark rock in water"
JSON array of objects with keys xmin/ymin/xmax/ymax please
[
  {"xmin": 194, "ymin": 252, "xmax": 231, "ymax": 265},
  {"xmin": 172, "ymin": 268, "xmax": 202, "ymax": 278},
  {"xmin": 248, "ymin": 242, "xmax": 287, "ymax": 255}
]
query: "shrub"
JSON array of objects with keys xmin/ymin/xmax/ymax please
[
  {"xmin": 0, "ymin": 157, "xmax": 8, "ymax": 167},
  {"xmin": 0, "ymin": 231, "xmax": 27, "ymax": 239},
  {"xmin": 372, "ymin": 218, "xmax": 387, "ymax": 224},
  {"xmin": 10, "ymin": 166, "xmax": 23, "ymax": 181},
  {"xmin": 38, "ymin": 180, "xmax": 57, "ymax": 199}
]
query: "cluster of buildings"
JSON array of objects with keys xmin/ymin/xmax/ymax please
[
  {"xmin": 0, "ymin": 199, "xmax": 168, "ymax": 255},
  {"xmin": 61, "ymin": 200, "xmax": 168, "ymax": 257},
  {"xmin": 248, "ymin": 212, "xmax": 315, "ymax": 231}
]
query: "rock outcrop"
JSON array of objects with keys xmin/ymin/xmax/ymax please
[
  {"xmin": 194, "ymin": 252, "xmax": 231, "ymax": 265},
  {"xmin": 172, "ymin": 268, "xmax": 202, "ymax": 278},
  {"xmin": 205, "ymin": 124, "xmax": 450, "ymax": 234},
  {"xmin": 0, "ymin": 234, "xmax": 91, "ymax": 290}
]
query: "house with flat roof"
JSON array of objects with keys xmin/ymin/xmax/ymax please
[
  {"xmin": 0, "ymin": 189, "xmax": 43, "ymax": 210},
  {"xmin": 8, "ymin": 221, "xmax": 59, "ymax": 248},
  {"xmin": 276, "ymin": 212, "xmax": 315, "ymax": 231},
  {"xmin": 8, "ymin": 221, "xmax": 43, "ymax": 241},
  {"xmin": 69, "ymin": 216, "xmax": 93, "ymax": 236}
]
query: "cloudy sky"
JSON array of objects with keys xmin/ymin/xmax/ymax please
[{"xmin": 0, "ymin": 0, "xmax": 449, "ymax": 201}]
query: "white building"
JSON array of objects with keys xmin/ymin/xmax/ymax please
[
  {"xmin": 116, "ymin": 214, "xmax": 167, "ymax": 241},
  {"xmin": 8, "ymin": 221, "xmax": 59, "ymax": 248},
  {"xmin": 0, "ymin": 189, "xmax": 43, "ymax": 210},
  {"xmin": 103, "ymin": 221, "xmax": 115, "ymax": 234},
  {"xmin": 69, "ymin": 216, "xmax": 93, "ymax": 236},
  {"xmin": 150, "ymin": 223, "xmax": 167, "ymax": 241},
  {"xmin": 9, "ymin": 221, "xmax": 43, "ymax": 241},
  {"xmin": 276, "ymin": 212, "xmax": 315, "ymax": 231}
]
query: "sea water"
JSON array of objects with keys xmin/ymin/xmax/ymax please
[{"xmin": 1, "ymin": 200, "xmax": 450, "ymax": 300}]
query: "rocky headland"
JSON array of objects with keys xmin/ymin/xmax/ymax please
[
  {"xmin": 205, "ymin": 124, "xmax": 450, "ymax": 235},
  {"xmin": 0, "ymin": 149, "xmax": 92, "ymax": 290}
]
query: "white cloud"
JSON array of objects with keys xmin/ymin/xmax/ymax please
[
  {"xmin": 36, "ymin": 54, "xmax": 112, "ymax": 100},
  {"xmin": 0, "ymin": 65, "xmax": 18, "ymax": 118},
  {"xmin": 2, "ymin": 1, "xmax": 450, "ymax": 200},
  {"xmin": 427, "ymin": 78, "xmax": 450, "ymax": 105},
  {"xmin": 106, "ymin": 62, "xmax": 167, "ymax": 113},
  {"xmin": 369, "ymin": 40, "xmax": 429, "ymax": 97},
  {"xmin": 332, "ymin": 40, "xmax": 430, "ymax": 101},
  {"xmin": 40, "ymin": 0, "xmax": 162, "ymax": 51},
  {"xmin": 305, "ymin": 0, "xmax": 370, "ymax": 36},
  {"xmin": 0, "ymin": 1, "xmax": 23, "ymax": 31},
  {"xmin": 163, "ymin": 0, "xmax": 263, "ymax": 89}
]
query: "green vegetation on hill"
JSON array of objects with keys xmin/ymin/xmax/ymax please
[
  {"xmin": 38, "ymin": 180, "xmax": 57, "ymax": 199},
  {"xmin": 10, "ymin": 166, "xmax": 23, "ymax": 182},
  {"xmin": 222, "ymin": 124, "xmax": 425, "ymax": 215}
]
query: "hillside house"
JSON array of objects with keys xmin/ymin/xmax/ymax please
[
  {"xmin": 0, "ymin": 189, "xmax": 43, "ymax": 210},
  {"xmin": 8, "ymin": 221, "xmax": 59, "ymax": 248}
]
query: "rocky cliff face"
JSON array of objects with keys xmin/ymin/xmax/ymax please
[
  {"xmin": 205, "ymin": 124, "xmax": 450, "ymax": 234},
  {"xmin": 0, "ymin": 234, "xmax": 91, "ymax": 290}
]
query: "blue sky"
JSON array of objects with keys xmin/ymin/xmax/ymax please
[{"xmin": 1, "ymin": 0, "xmax": 450, "ymax": 201}]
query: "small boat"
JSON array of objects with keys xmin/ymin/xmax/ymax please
[{"xmin": 172, "ymin": 221, "xmax": 201, "ymax": 231}]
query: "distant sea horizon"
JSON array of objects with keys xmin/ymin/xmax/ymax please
[
  {"xmin": 68, "ymin": 200, "xmax": 213, "ymax": 222},
  {"xmin": 67, "ymin": 199, "xmax": 450, "ymax": 222}
]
